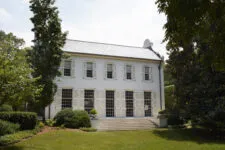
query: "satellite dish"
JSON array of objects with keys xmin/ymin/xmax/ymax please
[{"xmin": 143, "ymin": 39, "xmax": 153, "ymax": 48}]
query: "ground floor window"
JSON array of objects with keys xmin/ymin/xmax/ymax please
[
  {"xmin": 84, "ymin": 90, "xmax": 94, "ymax": 113},
  {"xmin": 106, "ymin": 90, "xmax": 114, "ymax": 117},
  {"xmin": 62, "ymin": 89, "xmax": 72, "ymax": 109},
  {"xmin": 125, "ymin": 91, "xmax": 133, "ymax": 117},
  {"xmin": 144, "ymin": 92, "xmax": 151, "ymax": 116}
]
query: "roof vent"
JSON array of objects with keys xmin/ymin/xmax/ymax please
[{"xmin": 143, "ymin": 39, "xmax": 153, "ymax": 49}]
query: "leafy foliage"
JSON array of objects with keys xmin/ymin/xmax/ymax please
[
  {"xmin": 0, "ymin": 120, "xmax": 20, "ymax": 136},
  {"xmin": 156, "ymin": 0, "xmax": 225, "ymax": 132},
  {"xmin": 0, "ymin": 130, "xmax": 37, "ymax": 146},
  {"xmin": 0, "ymin": 104, "xmax": 13, "ymax": 112},
  {"xmin": 0, "ymin": 112, "xmax": 37, "ymax": 130},
  {"xmin": 0, "ymin": 31, "xmax": 41, "ymax": 110},
  {"xmin": 29, "ymin": 0, "xmax": 67, "ymax": 117},
  {"xmin": 54, "ymin": 109, "xmax": 91, "ymax": 128}
]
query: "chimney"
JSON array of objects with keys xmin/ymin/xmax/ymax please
[{"xmin": 143, "ymin": 39, "xmax": 153, "ymax": 49}]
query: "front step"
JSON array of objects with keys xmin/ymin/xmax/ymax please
[{"xmin": 91, "ymin": 117, "xmax": 158, "ymax": 131}]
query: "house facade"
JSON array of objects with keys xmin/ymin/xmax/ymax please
[{"xmin": 45, "ymin": 39, "xmax": 165, "ymax": 128}]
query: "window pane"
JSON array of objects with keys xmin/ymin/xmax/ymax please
[
  {"xmin": 87, "ymin": 62, "xmax": 93, "ymax": 70},
  {"xmin": 145, "ymin": 66, "xmax": 149, "ymax": 74},
  {"xmin": 62, "ymin": 89, "xmax": 72, "ymax": 109},
  {"xmin": 144, "ymin": 92, "xmax": 151, "ymax": 116},
  {"xmin": 84, "ymin": 90, "xmax": 94, "ymax": 113},
  {"xmin": 145, "ymin": 74, "xmax": 149, "ymax": 80},
  {"xmin": 64, "ymin": 61, "xmax": 71, "ymax": 76},
  {"xmin": 64, "ymin": 61, "xmax": 71, "ymax": 69},
  {"xmin": 107, "ymin": 72, "xmax": 113, "ymax": 78},
  {"xmin": 127, "ymin": 73, "xmax": 131, "ymax": 79},
  {"xmin": 126, "ymin": 65, "xmax": 132, "ymax": 73},
  {"xmin": 107, "ymin": 64, "xmax": 113, "ymax": 72},
  {"xmin": 125, "ymin": 91, "xmax": 133, "ymax": 117},
  {"xmin": 87, "ymin": 70, "xmax": 93, "ymax": 77},
  {"xmin": 106, "ymin": 91, "xmax": 114, "ymax": 117}
]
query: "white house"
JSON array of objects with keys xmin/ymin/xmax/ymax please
[{"xmin": 45, "ymin": 39, "xmax": 166, "ymax": 130}]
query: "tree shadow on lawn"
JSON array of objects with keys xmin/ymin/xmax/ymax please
[
  {"xmin": 152, "ymin": 128, "xmax": 225, "ymax": 145},
  {"xmin": 0, "ymin": 146, "xmax": 25, "ymax": 150}
]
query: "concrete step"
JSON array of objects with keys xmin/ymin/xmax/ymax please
[{"xmin": 91, "ymin": 117, "xmax": 158, "ymax": 131}]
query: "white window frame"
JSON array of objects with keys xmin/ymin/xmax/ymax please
[
  {"xmin": 142, "ymin": 65, "xmax": 153, "ymax": 82},
  {"xmin": 124, "ymin": 64, "xmax": 135, "ymax": 81},
  {"xmin": 83, "ymin": 61, "xmax": 96, "ymax": 79},
  {"xmin": 105, "ymin": 62, "xmax": 116, "ymax": 80}
]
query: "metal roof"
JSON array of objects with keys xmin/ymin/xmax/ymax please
[{"xmin": 63, "ymin": 39, "xmax": 161, "ymax": 61}]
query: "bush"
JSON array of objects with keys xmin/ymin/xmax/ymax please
[
  {"xmin": 0, "ymin": 104, "xmax": 13, "ymax": 112},
  {"xmin": 0, "ymin": 112, "xmax": 37, "ymax": 130},
  {"xmin": 167, "ymin": 114, "xmax": 184, "ymax": 125},
  {"xmin": 0, "ymin": 130, "xmax": 35, "ymax": 146},
  {"xmin": 80, "ymin": 127, "xmax": 97, "ymax": 132},
  {"xmin": 74, "ymin": 110, "xmax": 91, "ymax": 128},
  {"xmin": 0, "ymin": 120, "xmax": 20, "ymax": 136},
  {"xmin": 54, "ymin": 109, "xmax": 75, "ymax": 127},
  {"xmin": 38, "ymin": 121, "xmax": 45, "ymax": 129},
  {"xmin": 54, "ymin": 109, "xmax": 91, "ymax": 128},
  {"xmin": 45, "ymin": 119, "xmax": 55, "ymax": 127}
]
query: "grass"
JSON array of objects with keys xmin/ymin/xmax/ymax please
[{"xmin": 1, "ymin": 129, "xmax": 225, "ymax": 150}]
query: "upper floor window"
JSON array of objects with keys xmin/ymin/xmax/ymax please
[
  {"xmin": 144, "ymin": 66, "xmax": 150, "ymax": 80},
  {"xmin": 64, "ymin": 60, "xmax": 71, "ymax": 76},
  {"xmin": 107, "ymin": 64, "xmax": 113, "ymax": 79},
  {"xmin": 126, "ymin": 65, "xmax": 132, "ymax": 80},
  {"xmin": 86, "ymin": 62, "xmax": 93, "ymax": 77},
  {"xmin": 143, "ymin": 66, "xmax": 152, "ymax": 81}
]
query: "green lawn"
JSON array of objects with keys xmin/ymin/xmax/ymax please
[{"xmin": 1, "ymin": 129, "xmax": 225, "ymax": 150}]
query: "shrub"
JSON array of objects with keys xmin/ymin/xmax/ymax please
[
  {"xmin": 45, "ymin": 119, "xmax": 55, "ymax": 127},
  {"xmin": 38, "ymin": 121, "xmax": 45, "ymax": 129},
  {"xmin": 54, "ymin": 109, "xmax": 91, "ymax": 128},
  {"xmin": 0, "ymin": 112, "xmax": 37, "ymax": 130},
  {"xmin": 74, "ymin": 110, "xmax": 91, "ymax": 128},
  {"xmin": 0, "ymin": 120, "xmax": 20, "ymax": 136},
  {"xmin": 167, "ymin": 114, "xmax": 184, "ymax": 125},
  {"xmin": 0, "ymin": 104, "xmax": 13, "ymax": 112},
  {"xmin": 54, "ymin": 108, "xmax": 75, "ymax": 127},
  {"xmin": 0, "ymin": 130, "xmax": 35, "ymax": 146},
  {"xmin": 80, "ymin": 127, "xmax": 97, "ymax": 132},
  {"xmin": 90, "ymin": 109, "xmax": 97, "ymax": 115}
]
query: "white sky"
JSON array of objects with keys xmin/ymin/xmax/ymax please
[{"xmin": 0, "ymin": 0, "xmax": 168, "ymax": 59}]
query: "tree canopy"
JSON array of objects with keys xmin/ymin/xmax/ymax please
[
  {"xmin": 29, "ymin": 0, "xmax": 67, "ymax": 117},
  {"xmin": 156, "ymin": 0, "xmax": 225, "ymax": 132},
  {"xmin": 0, "ymin": 31, "xmax": 41, "ymax": 110}
]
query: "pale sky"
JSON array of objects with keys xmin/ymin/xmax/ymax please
[{"xmin": 0, "ymin": 0, "xmax": 168, "ymax": 59}]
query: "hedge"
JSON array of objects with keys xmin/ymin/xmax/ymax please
[
  {"xmin": 0, "ymin": 120, "xmax": 20, "ymax": 136},
  {"xmin": 0, "ymin": 112, "xmax": 37, "ymax": 130},
  {"xmin": 0, "ymin": 104, "xmax": 13, "ymax": 112},
  {"xmin": 54, "ymin": 109, "xmax": 91, "ymax": 128},
  {"xmin": 0, "ymin": 130, "xmax": 35, "ymax": 146}
]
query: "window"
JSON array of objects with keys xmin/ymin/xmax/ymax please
[
  {"xmin": 64, "ymin": 60, "xmax": 71, "ymax": 76},
  {"xmin": 125, "ymin": 91, "xmax": 133, "ymax": 117},
  {"xmin": 84, "ymin": 90, "xmax": 94, "ymax": 113},
  {"xmin": 106, "ymin": 91, "xmax": 114, "ymax": 117},
  {"xmin": 86, "ymin": 62, "xmax": 93, "ymax": 77},
  {"xmin": 144, "ymin": 66, "xmax": 150, "ymax": 80},
  {"xmin": 126, "ymin": 65, "xmax": 132, "ymax": 80},
  {"xmin": 107, "ymin": 64, "xmax": 113, "ymax": 79},
  {"xmin": 144, "ymin": 92, "xmax": 151, "ymax": 116},
  {"xmin": 62, "ymin": 89, "xmax": 72, "ymax": 109}
]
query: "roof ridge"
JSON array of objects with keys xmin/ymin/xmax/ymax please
[{"xmin": 66, "ymin": 39, "xmax": 147, "ymax": 49}]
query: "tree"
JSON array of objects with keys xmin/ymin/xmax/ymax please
[
  {"xmin": 29, "ymin": 0, "xmax": 67, "ymax": 118},
  {"xmin": 156, "ymin": 0, "xmax": 225, "ymax": 133},
  {"xmin": 0, "ymin": 31, "xmax": 41, "ymax": 110},
  {"xmin": 156, "ymin": 0, "xmax": 225, "ymax": 70}
]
